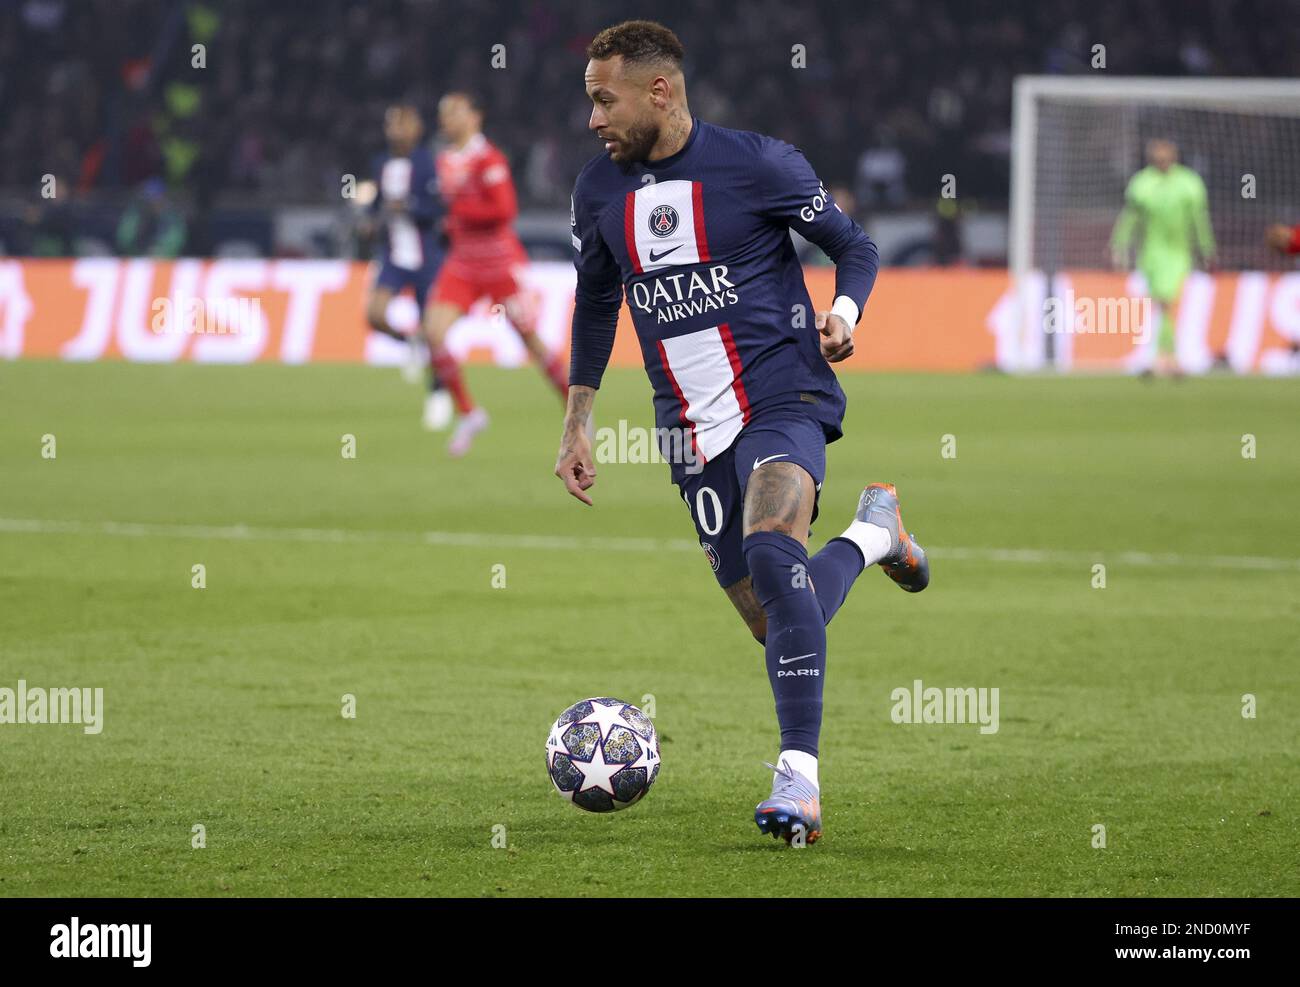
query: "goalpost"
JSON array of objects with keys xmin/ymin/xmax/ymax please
[{"xmin": 1008, "ymin": 76, "xmax": 1300, "ymax": 372}]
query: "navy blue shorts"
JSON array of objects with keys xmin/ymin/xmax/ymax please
[
  {"xmin": 676, "ymin": 405, "xmax": 828, "ymax": 587},
  {"xmin": 373, "ymin": 257, "xmax": 441, "ymax": 311}
]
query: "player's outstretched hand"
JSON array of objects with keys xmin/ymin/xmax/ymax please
[
  {"xmin": 555, "ymin": 432, "xmax": 597, "ymax": 506},
  {"xmin": 817, "ymin": 311, "xmax": 854, "ymax": 363}
]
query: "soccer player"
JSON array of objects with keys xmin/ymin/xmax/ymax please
[
  {"xmin": 554, "ymin": 21, "xmax": 930, "ymax": 846},
  {"xmin": 422, "ymin": 92, "xmax": 569, "ymax": 457},
  {"xmin": 363, "ymin": 103, "xmax": 451, "ymax": 430},
  {"xmin": 1110, "ymin": 139, "xmax": 1216, "ymax": 378}
]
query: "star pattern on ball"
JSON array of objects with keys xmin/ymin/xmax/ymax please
[
  {"xmin": 575, "ymin": 698, "xmax": 632, "ymax": 737},
  {"xmin": 571, "ymin": 736, "xmax": 624, "ymax": 797},
  {"xmin": 546, "ymin": 698, "xmax": 661, "ymax": 811}
]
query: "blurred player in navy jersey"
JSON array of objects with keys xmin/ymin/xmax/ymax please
[
  {"xmin": 362, "ymin": 103, "xmax": 452, "ymax": 431},
  {"xmin": 421, "ymin": 92, "xmax": 570, "ymax": 457},
  {"xmin": 554, "ymin": 21, "xmax": 930, "ymax": 846}
]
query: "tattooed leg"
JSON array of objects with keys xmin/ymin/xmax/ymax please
[
  {"xmin": 724, "ymin": 575, "xmax": 767, "ymax": 643},
  {"xmin": 741, "ymin": 461, "xmax": 825, "ymax": 758},
  {"xmin": 743, "ymin": 461, "xmax": 815, "ymax": 542}
]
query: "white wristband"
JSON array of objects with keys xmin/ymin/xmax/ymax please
[{"xmin": 830, "ymin": 295, "xmax": 860, "ymax": 334}]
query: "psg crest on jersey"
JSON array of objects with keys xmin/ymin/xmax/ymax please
[
  {"xmin": 701, "ymin": 541, "xmax": 721, "ymax": 572},
  {"xmin": 649, "ymin": 204, "xmax": 679, "ymax": 238}
]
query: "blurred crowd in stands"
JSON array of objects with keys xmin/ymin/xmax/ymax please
[{"xmin": 2, "ymin": 0, "xmax": 1297, "ymax": 258}]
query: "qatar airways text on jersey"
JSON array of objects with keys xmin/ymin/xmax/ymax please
[{"xmin": 569, "ymin": 118, "xmax": 880, "ymax": 473}]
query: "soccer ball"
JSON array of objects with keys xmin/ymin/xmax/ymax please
[{"xmin": 545, "ymin": 697, "xmax": 660, "ymax": 812}]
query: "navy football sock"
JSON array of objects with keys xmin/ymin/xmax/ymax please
[
  {"xmin": 743, "ymin": 531, "xmax": 827, "ymax": 757},
  {"xmin": 807, "ymin": 537, "xmax": 867, "ymax": 625}
]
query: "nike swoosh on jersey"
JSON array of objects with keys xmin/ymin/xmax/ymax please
[
  {"xmin": 778, "ymin": 652, "xmax": 817, "ymax": 664},
  {"xmin": 753, "ymin": 453, "xmax": 790, "ymax": 471},
  {"xmin": 648, "ymin": 245, "xmax": 682, "ymax": 262}
]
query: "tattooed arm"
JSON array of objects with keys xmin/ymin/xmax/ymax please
[
  {"xmin": 560, "ymin": 169, "xmax": 620, "ymax": 507},
  {"xmin": 555, "ymin": 385, "xmax": 598, "ymax": 506}
]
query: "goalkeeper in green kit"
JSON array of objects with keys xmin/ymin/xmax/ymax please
[{"xmin": 1110, "ymin": 139, "xmax": 1216, "ymax": 377}]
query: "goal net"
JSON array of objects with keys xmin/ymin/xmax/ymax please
[{"xmin": 1007, "ymin": 76, "xmax": 1300, "ymax": 372}]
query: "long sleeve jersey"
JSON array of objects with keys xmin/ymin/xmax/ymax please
[
  {"xmin": 569, "ymin": 117, "xmax": 879, "ymax": 471},
  {"xmin": 1111, "ymin": 163, "xmax": 1216, "ymax": 268},
  {"xmin": 436, "ymin": 132, "xmax": 527, "ymax": 278}
]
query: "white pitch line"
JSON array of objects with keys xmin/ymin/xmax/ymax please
[
  {"xmin": 2, "ymin": 517, "xmax": 1299, "ymax": 572},
  {"xmin": 0, "ymin": 516, "xmax": 699, "ymax": 554},
  {"xmin": 933, "ymin": 545, "xmax": 1300, "ymax": 572}
]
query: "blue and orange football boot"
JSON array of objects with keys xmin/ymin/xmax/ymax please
[
  {"xmin": 754, "ymin": 759, "xmax": 822, "ymax": 845},
  {"xmin": 856, "ymin": 482, "xmax": 930, "ymax": 593}
]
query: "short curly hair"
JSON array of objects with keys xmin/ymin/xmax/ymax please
[{"xmin": 586, "ymin": 20, "xmax": 684, "ymax": 71}]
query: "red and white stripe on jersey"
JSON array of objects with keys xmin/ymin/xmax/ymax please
[
  {"xmin": 624, "ymin": 179, "xmax": 710, "ymax": 275},
  {"xmin": 656, "ymin": 322, "xmax": 751, "ymax": 462}
]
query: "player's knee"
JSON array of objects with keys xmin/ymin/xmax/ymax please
[
  {"xmin": 423, "ymin": 304, "xmax": 457, "ymax": 342},
  {"xmin": 743, "ymin": 531, "xmax": 813, "ymax": 611},
  {"xmin": 744, "ymin": 461, "xmax": 814, "ymax": 537},
  {"xmin": 420, "ymin": 317, "xmax": 442, "ymax": 346},
  {"xmin": 502, "ymin": 299, "xmax": 529, "ymax": 328}
]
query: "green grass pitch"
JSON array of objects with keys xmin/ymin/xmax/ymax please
[{"xmin": 1, "ymin": 359, "xmax": 1297, "ymax": 897}]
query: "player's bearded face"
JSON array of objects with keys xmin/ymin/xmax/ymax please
[
  {"xmin": 611, "ymin": 115, "xmax": 659, "ymax": 164},
  {"xmin": 587, "ymin": 59, "xmax": 661, "ymax": 164}
]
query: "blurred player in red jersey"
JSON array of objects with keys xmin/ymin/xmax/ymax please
[
  {"xmin": 1266, "ymin": 222, "xmax": 1300, "ymax": 255},
  {"xmin": 422, "ymin": 92, "xmax": 569, "ymax": 456}
]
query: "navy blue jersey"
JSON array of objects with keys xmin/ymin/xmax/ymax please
[
  {"xmin": 569, "ymin": 118, "xmax": 879, "ymax": 474},
  {"xmin": 371, "ymin": 146, "xmax": 444, "ymax": 271}
]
